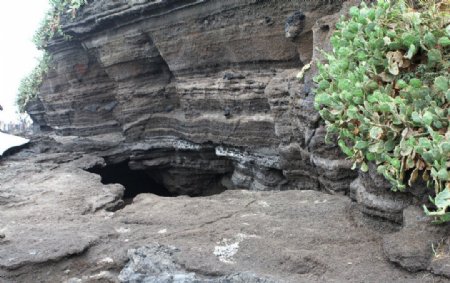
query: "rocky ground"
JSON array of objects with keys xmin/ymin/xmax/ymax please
[
  {"xmin": 1, "ymin": 140, "xmax": 449, "ymax": 283},
  {"xmin": 4, "ymin": 0, "xmax": 450, "ymax": 281}
]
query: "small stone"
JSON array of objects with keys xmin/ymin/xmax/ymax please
[
  {"xmin": 101, "ymin": 101, "xmax": 118, "ymax": 112},
  {"xmin": 66, "ymin": 278, "xmax": 82, "ymax": 283},
  {"xmin": 264, "ymin": 17, "xmax": 273, "ymax": 26},
  {"xmin": 115, "ymin": 227, "xmax": 130, "ymax": 233},
  {"xmin": 83, "ymin": 104, "xmax": 99, "ymax": 113},
  {"xmin": 383, "ymin": 206, "xmax": 446, "ymax": 272},
  {"xmin": 224, "ymin": 107, "xmax": 231, "ymax": 118},
  {"xmin": 223, "ymin": 72, "xmax": 245, "ymax": 80},
  {"xmin": 0, "ymin": 233, "xmax": 5, "ymax": 239},
  {"xmin": 165, "ymin": 105, "xmax": 174, "ymax": 113},
  {"xmin": 97, "ymin": 257, "xmax": 114, "ymax": 266},
  {"xmin": 285, "ymin": 11, "xmax": 306, "ymax": 39}
]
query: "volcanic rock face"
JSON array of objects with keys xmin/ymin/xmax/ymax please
[
  {"xmin": 27, "ymin": 0, "xmax": 359, "ymax": 196},
  {"xmin": 5, "ymin": 2, "xmax": 450, "ymax": 281},
  {"xmin": 1, "ymin": 150, "xmax": 448, "ymax": 282}
]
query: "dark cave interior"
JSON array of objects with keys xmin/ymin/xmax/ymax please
[{"xmin": 87, "ymin": 161, "xmax": 174, "ymax": 199}]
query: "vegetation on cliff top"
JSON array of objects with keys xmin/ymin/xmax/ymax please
[
  {"xmin": 34, "ymin": 0, "xmax": 88, "ymax": 49},
  {"xmin": 314, "ymin": 0, "xmax": 449, "ymax": 222},
  {"xmin": 16, "ymin": 54, "xmax": 51, "ymax": 113},
  {"xmin": 16, "ymin": 0, "xmax": 87, "ymax": 112}
]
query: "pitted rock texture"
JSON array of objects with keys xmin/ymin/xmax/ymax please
[
  {"xmin": 11, "ymin": 0, "xmax": 450, "ymax": 281},
  {"xmin": 1, "ymin": 150, "xmax": 448, "ymax": 282},
  {"xmin": 118, "ymin": 245, "xmax": 277, "ymax": 283},
  {"xmin": 27, "ymin": 0, "xmax": 358, "ymax": 196},
  {"xmin": 383, "ymin": 206, "xmax": 450, "ymax": 274}
]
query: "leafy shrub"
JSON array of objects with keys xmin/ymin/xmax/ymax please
[
  {"xmin": 16, "ymin": 54, "xmax": 51, "ymax": 113},
  {"xmin": 17, "ymin": 0, "xmax": 87, "ymax": 112},
  {"xmin": 314, "ymin": 0, "xmax": 449, "ymax": 221},
  {"xmin": 34, "ymin": 0, "xmax": 88, "ymax": 49}
]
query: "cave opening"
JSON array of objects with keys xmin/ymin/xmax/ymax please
[{"xmin": 87, "ymin": 161, "xmax": 174, "ymax": 203}]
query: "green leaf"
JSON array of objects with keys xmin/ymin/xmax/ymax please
[
  {"xmin": 349, "ymin": 6, "xmax": 360, "ymax": 18},
  {"xmin": 318, "ymin": 80, "xmax": 330, "ymax": 90},
  {"xmin": 367, "ymin": 9, "xmax": 376, "ymax": 21},
  {"xmin": 378, "ymin": 103, "xmax": 390, "ymax": 112},
  {"xmin": 441, "ymin": 142, "xmax": 450, "ymax": 154},
  {"xmin": 338, "ymin": 79, "xmax": 352, "ymax": 91},
  {"xmin": 402, "ymin": 32, "xmax": 420, "ymax": 48},
  {"xmin": 418, "ymin": 138, "xmax": 432, "ymax": 149},
  {"xmin": 397, "ymin": 79, "xmax": 408, "ymax": 89},
  {"xmin": 437, "ymin": 168, "xmax": 449, "ymax": 181},
  {"xmin": 434, "ymin": 189, "xmax": 450, "ymax": 212},
  {"xmin": 409, "ymin": 78, "xmax": 422, "ymax": 88},
  {"xmin": 355, "ymin": 140, "xmax": 369, "ymax": 150},
  {"xmin": 366, "ymin": 152, "xmax": 376, "ymax": 161},
  {"xmin": 405, "ymin": 44, "xmax": 417, "ymax": 59},
  {"xmin": 369, "ymin": 142, "xmax": 383, "ymax": 153},
  {"xmin": 428, "ymin": 49, "xmax": 442, "ymax": 66},
  {"xmin": 434, "ymin": 76, "xmax": 448, "ymax": 92},
  {"xmin": 390, "ymin": 158, "xmax": 401, "ymax": 169},
  {"xmin": 438, "ymin": 36, "xmax": 450, "ymax": 47},
  {"xmin": 432, "ymin": 213, "xmax": 450, "ymax": 224},
  {"xmin": 315, "ymin": 93, "xmax": 332, "ymax": 106},
  {"xmin": 348, "ymin": 22, "xmax": 359, "ymax": 33},
  {"xmin": 433, "ymin": 120, "xmax": 443, "ymax": 129},
  {"xmin": 369, "ymin": 127, "xmax": 383, "ymax": 139},
  {"xmin": 411, "ymin": 112, "xmax": 421, "ymax": 123},
  {"xmin": 365, "ymin": 22, "xmax": 376, "ymax": 33},
  {"xmin": 423, "ymin": 32, "xmax": 437, "ymax": 48},
  {"xmin": 360, "ymin": 162, "xmax": 369, "ymax": 172},
  {"xmin": 338, "ymin": 140, "xmax": 353, "ymax": 157},
  {"xmin": 422, "ymin": 111, "xmax": 433, "ymax": 126}
]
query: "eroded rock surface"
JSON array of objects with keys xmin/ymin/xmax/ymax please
[
  {"xmin": 383, "ymin": 207, "xmax": 450, "ymax": 273},
  {"xmin": 27, "ymin": 0, "xmax": 357, "ymax": 197},
  {"xmin": 1, "ymin": 150, "xmax": 449, "ymax": 282},
  {"xmin": 11, "ymin": 0, "xmax": 450, "ymax": 281}
]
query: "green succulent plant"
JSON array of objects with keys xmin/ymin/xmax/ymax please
[
  {"xmin": 17, "ymin": 0, "xmax": 87, "ymax": 112},
  {"xmin": 33, "ymin": 0, "xmax": 88, "ymax": 49},
  {"xmin": 16, "ymin": 54, "xmax": 51, "ymax": 113},
  {"xmin": 314, "ymin": 0, "xmax": 449, "ymax": 222}
]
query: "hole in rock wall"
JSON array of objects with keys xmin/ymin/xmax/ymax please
[{"xmin": 87, "ymin": 161, "xmax": 174, "ymax": 204}]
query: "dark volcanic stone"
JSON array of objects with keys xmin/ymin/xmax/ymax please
[
  {"xmin": 285, "ymin": 11, "xmax": 306, "ymax": 39},
  {"xmin": 383, "ymin": 207, "xmax": 450, "ymax": 272},
  {"xmin": 28, "ymin": 0, "xmax": 355, "ymax": 196}
]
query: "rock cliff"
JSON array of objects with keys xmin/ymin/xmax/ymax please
[
  {"xmin": 4, "ymin": 0, "xmax": 450, "ymax": 281},
  {"xmin": 28, "ymin": 0, "xmax": 357, "ymax": 196},
  {"xmin": 27, "ymin": 0, "xmax": 439, "ymax": 239}
]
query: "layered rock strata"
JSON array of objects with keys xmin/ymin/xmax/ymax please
[
  {"xmin": 27, "ymin": 0, "xmax": 359, "ymax": 196},
  {"xmin": 8, "ymin": 0, "xmax": 450, "ymax": 279},
  {"xmin": 27, "ymin": 0, "xmax": 425, "ymax": 229}
]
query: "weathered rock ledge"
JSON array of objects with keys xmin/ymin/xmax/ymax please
[
  {"xmin": 14, "ymin": 0, "xmax": 450, "ymax": 281},
  {"xmin": 1, "ymin": 148, "xmax": 449, "ymax": 282},
  {"xmin": 27, "ymin": 0, "xmax": 429, "ymax": 227},
  {"xmin": 28, "ymin": 0, "xmax": 357, "ymax": 197}
]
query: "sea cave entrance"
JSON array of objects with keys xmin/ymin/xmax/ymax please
[{"xmin": 87, "ymin": 161, "xmax": 174, "ymax": 202}]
